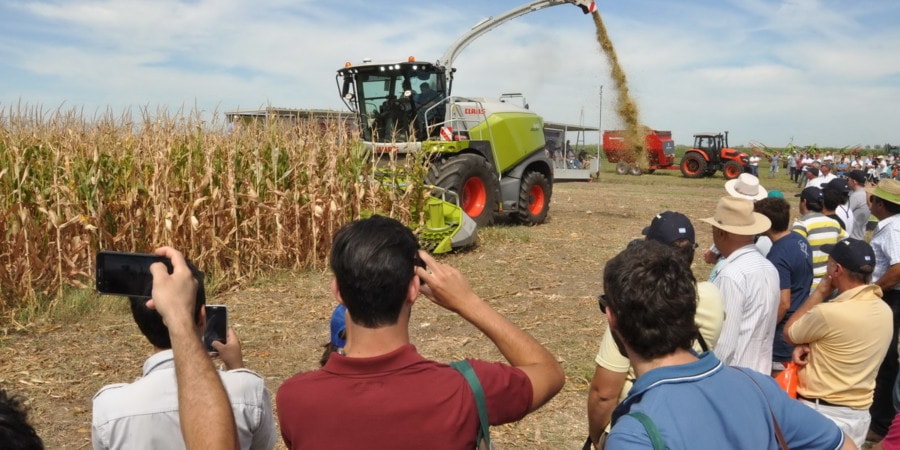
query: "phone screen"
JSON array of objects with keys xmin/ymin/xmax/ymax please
[
  {"xmin": 204, "ymin": 305, "xmax": 228, "ymax": 353},
  {"xmin": 95, "ymin": 251, "xmax": 172, "ymax": 298}
]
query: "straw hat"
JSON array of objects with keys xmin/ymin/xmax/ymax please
[
  {"xmin": 870, "ymin": 179, "xmax": 900, "ymax": 205},
  {"xmin": 700, "ymin": 196, "xmax": 772, "ymax": 235},
  {"xmin": 724, "ymin": 173, "xmax": 767, "ymax": 201}
]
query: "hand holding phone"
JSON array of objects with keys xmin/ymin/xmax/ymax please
[{"xmin": 203, "ymin": 305, "xmax": 228, "ymax": 354}]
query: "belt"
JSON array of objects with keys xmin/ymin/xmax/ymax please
[{"xmin": 797, "ymin": 394, "xmax": 848, "ymax": 408}]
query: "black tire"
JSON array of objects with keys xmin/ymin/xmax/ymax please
[
  {"xmin": 680, "ymin": 153, "xmax": 708, "ymax": 178},
  {"xmin": 426, "ymin": 154, "xmax": 499, "ymax": 227},
  {"xmin": 615, "ymin": 161, "xmax": 629, "ymax": 175},
  {"xmin": 629, "ymin": 164, "xmax": 642, "ymax": 176},
  {"xmin": 723, "ymin": 161, "xmax": 744, "ymax": 180},
  {"xmin": 515, "ymin": 171, "xmax": 551, "ymax": 225}
]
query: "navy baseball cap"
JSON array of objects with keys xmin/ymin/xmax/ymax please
[
  {"xmin": 806, "ymin": 167, "xmax": 820, "ymax": 177},
  {"xmin": 825, "ymin": 178, "xmax": 849, "ymax": 193},
  {"xmin": 847, "ymin": 170, "xmax": 866, "ymax": 184},
  {"xmin": 822, "ymin": 238, "xmax": 876, "ymax": 274},
  {"xmin": 643, "ymin": 211, "xmax": 695, "ymax": 245},
  {"xmin": 796, "ymin": 186, "xmax": 824, "ymax": 205},
  {"xmin": 330, "ymin": 304, "xmax": 347, "ymax": 347}
]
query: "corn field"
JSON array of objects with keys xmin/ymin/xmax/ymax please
[{"xmin": 0, "ymin": 105, "xmax": 429, "ymax": 316}]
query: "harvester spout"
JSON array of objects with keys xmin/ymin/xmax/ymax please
[{"xmin": 571, "ymin": 0, "xmax": 597, "ymax": 14}]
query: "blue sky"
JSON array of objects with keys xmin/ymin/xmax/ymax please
[{"xmin": 1, "ymin": 0, "xmax": 898, "ymax": 148}]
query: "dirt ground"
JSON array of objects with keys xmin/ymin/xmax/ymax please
[{"xmin": 1, "ymin": 168, "xmax": 816, "ymax": 448}]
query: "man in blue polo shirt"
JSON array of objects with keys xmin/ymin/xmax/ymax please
[{"xmin": 600, "ymin": 240, "xmax": 853, "ymax": 449}]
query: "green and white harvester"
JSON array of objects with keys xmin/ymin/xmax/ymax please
[{"xmin": 336, "ymin": 0, "xmax": 596, "ymax": 252}]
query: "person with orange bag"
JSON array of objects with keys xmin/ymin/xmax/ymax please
[{"xmin": 785, "ymin": 238, "xmax": 893, "ymax": 448}]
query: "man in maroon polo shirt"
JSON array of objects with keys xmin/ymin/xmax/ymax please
[{"xmin": 276, "ymin": 216, "xmax": 565, "ymax": 449}]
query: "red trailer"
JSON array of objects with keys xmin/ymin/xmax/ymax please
[{"xmin": 603, "ymin": 129, "xmax": 676, "ymax": 175}]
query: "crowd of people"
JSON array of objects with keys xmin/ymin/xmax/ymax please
[{"xmin": 4, "ymin": 163, "xmax": 900, "ymax": 449}]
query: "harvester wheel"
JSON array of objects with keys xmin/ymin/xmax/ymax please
[
  {"xmin": 680, "ymin": 153, "xmax": 707, "ymax": 178},
  {"xmin": 723, "ymin": 161, "xmax": 744, "ymax": 180},
  {"xmin": 427, "ymin": 154, "xmax": 499, "ymax": 227},
  {"xmin": 629, "ymin": 164, "xmax": 642, "ymax": 176},
  {"xmin": 515, "ymin": 171, "xmax": 551, "ymax": 225},
  {"xmin": 615, "ymin": 161, "xmax": 629, "ymax": 175}
]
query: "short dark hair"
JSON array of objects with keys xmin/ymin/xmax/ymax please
[
  {"xmin": 823, "ymin": 188, "xmax": 848, "ymax": 210},
  {"xmin": 603, "ymin": 241, "xmax": 698, "ymax": 360},
  {"xmin": 129, "ymin": 260, "xmax": 206, "ymax": 349},
  {"xmin": 873, "ymin": 196, "xmax": 900, "ymax": 215},
  {"xmin": 804, "ymin": 197, "xmax": 823, "ymax": 212},
  {"xmin": 0, "ymin": 390, "xmax": 44, "ymax": 450},
  {"xmin": 754, "ymin": 197, "xmax": 790, "ymax": 232},
  {"xmin": 330, "ymin": 216, "xmax": 419, "ymax": 328}
]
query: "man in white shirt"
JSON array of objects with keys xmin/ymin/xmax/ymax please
[{"xmin": 701, "ymin": 196, "xmax": 780, "ymax": 374}]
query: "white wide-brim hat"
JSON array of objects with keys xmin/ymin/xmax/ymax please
[{"xmin": 724, "ymin": 173, "xmax": 767, "ymax": 201}]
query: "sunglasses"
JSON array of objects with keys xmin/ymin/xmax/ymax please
[{"xmin": 597, "ymin": 294, "xmax": 608, "ymax": 314}]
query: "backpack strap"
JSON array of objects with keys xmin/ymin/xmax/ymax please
[
  {"xmin": 627, "ymin": 411, "xmax": 666, "ymax": 450},
  {"xmin": 450, "ymin": 360, "xmax": 492, "ymax": 449}
]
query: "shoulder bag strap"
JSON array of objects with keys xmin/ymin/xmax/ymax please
[
  {"xmin": 735, "ymin": 368, "xmax": 790, "ymax": 450},
  {"xmin": 451, "ymin": 360, "xmax": 492, "ymax": 449},
  {"xmin": 627, "ymin": 412, "xmax": 666, "ymax": 450},
  {"xmin": 696, "ymin": 332, "xmax": 709, "ymax": 352}
]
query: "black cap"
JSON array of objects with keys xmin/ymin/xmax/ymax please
[
  {"xmin": 821, "ymin": 238, "xmax": 876, "ymax": 274},
  {"xmin": 642, "ymin": 211, "xmax": 695, "ymax": 245},
  {"xmin": 847, "ymin": 170, "xmax": 866, "ymax": 184},
  {"xmin": 795, "ymin": 186, "xmax": 824, "ymax": 205},
  {"xmin": 806, "ymin": 167, "xmax": 820, "ymax": 177},
  {"xmin": 825, "ymin": 178, "xmax": 850, "ymax": 193}
]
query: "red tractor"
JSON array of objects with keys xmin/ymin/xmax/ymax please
[{"xmin": 680, "ymin": 132, "xmax": 750, "ymax": 180}]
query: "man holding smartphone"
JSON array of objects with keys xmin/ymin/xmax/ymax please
[
  {"xmin": 276, "ymin": 216, "xmax": 565, "ymax": 449},
  {"xmin": 91, "ymin": 255, "xmax": 277, "ymax": 450}
]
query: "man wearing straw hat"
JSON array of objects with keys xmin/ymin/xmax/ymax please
[
  {"xmin": 701, "ymin": 196, "xmax": 780, "ymax": 374},
  {"xmin": 867, "ymin": 179, "xmax": 900, "ymax": 440}
]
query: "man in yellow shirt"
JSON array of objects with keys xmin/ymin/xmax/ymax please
[{"xmin": 785, "ymin": 238, "xmax": 892, "ymax": 448}]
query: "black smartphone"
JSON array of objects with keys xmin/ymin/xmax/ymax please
[
  {"xmin": 204, "ymin": 305, "xmax": 228, "ymax": 353},
  {"xmin": 96, "ymin": 251, "xmax": 172, "ymax": 298}
]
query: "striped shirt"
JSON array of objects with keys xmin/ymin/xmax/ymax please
[
  {"xmin": 792, "ymin": 212, "xmax": 847, "ymax": 289},
  {"xmin": 712, "ymin": 245, "xmax": 780, "ymax": 374}
]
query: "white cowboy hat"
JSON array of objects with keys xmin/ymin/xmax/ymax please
[
  {"xmin": 700, "ymin": 196, "xmax": 772, "ymax": 236},
  {"xmin": 724, "ymin": 173, "xmax": 767, "ymax": 201}
]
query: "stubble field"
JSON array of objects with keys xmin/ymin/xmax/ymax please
[{"xmin": 2, "ymin": 166, "xmax": 805, "ymax": 448}]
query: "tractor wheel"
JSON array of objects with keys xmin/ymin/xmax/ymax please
[
  {"xmin": 515, "ymin": 171, "xmax": 551, "ymax": 225},
  {"xmin": 427, "ymin": 154, "xmax": 499, "ymax": 227},
  {"xmin": 723, "ymin": 161, "xmax": 744, "ymax": 180},
  {"xmin": 629, "ymin": 164, "xmax": 642, "ymax": 176},
  {"xmin": 680, "ymin": 153, "xmax": 707, "ymax": 178},
  {"xmin": 615, "ymin": 161, "xmax": 629, "ymax": 175}
]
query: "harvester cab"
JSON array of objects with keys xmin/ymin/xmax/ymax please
[
  {"xmin": 680, "ymin": 131, "xmax": 750, "ymax": 180},
  {"xmin": 336, "ymin": 0, "xmax": 596, "ymax": 252}
]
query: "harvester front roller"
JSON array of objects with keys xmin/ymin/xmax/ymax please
[{"xmin": 426, "ymin": 153, "xmax": 499, "ymax": 227}]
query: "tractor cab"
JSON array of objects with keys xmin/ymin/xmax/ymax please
[
  {"xmin": 337, "ymin": 59, "xmax": 447, "ymax": 143},
  {"xmin": 693, "ymin": 133, "xmax": 727, "ymax": 164}
]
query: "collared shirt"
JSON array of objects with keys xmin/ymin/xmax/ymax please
[
  {"xmin": 712, "ymin": 245, "xmax": 780, "ymax": 374},
  {"xmin": 92, "ymin": 350, "xmax": 276, "ymax": 450},
  {"xmin": 872, "ymin": 214, "xmax": 900, "ymax": 291},
  {"xmin": 607, "ymin": 352, "xmax": 844, "ymax": 450},
  {"xmin": 276, "ymin": 344, "xmax": 532, "ymax": 450},
  {"xmin": 787, "ymin": 285, "xmax": 892, "ymax": 409}
]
